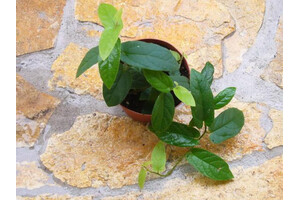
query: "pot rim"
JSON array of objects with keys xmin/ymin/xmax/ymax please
[{"xmin": 120, "ymin": 38, "xmax": 190, "ymax": 117}]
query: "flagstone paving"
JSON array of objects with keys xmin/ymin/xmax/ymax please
[{"xmin": 16, "ymin": 0, "xmax": 283, "ymax": 199}]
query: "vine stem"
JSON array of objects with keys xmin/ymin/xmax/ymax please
[
  {"xmin": 198, "ymin": 125, "xmax": 207, "ymax": 140},
  {"xmin": 143, "ymin": 150, "xmax": 189, "ymax": 177}
]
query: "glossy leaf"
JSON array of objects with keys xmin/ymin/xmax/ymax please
[
  {"xmin": 103, "ymin": 66, "xmax": 132, "ymax": 106},
  {"xmin": 151, "ymin": 141, "xmax": 166, "ymax": 173},
  {"xmin": 151, "ymin": 93, "xmax": 174, "ymax": 131},
  {"xmin": 98, "ymin": 4, "xmax": 123, "ymax": 60},
  {"xmin": 143, "ymin": 69, "xmax": 174, "ymax": 93},
  {"xmin": 170, "ymin": 75, "xmax": 190, "ymax": 89},
  {"xmin": 190, "ymin": 69, "xmax": 214, "ymax": 128},
  {"xmin": 214, "ymin": 87, "xmax": 236, "ymax": 109},
  {"xmin": 98, "ymin": 39, "xmax": 121, "ymax": 89},
  {"xmin": 149, "ymin": 122, "xmax": 199, "ymax": 147},
  {"xmin": 186, "ymin": 148, "xmax": 234, "ymax": 180},
  {"xmin": 76, "ymin": 46, "xmax": 99, "ymax": 78},
  {"xmin": 201, "ymin": 62, "xmax": 214, "ymax": 86},
  {"xmin": 170, "ymin": 50, "xmax": 181, "ymax": 61},
  {"xmin": 209, "ymin": 108, "xmax": 244, "ymax": 144},
  {"xmin": 138, "ymin": 167, "xmax": 147, "ymax": 189},
  {"xmin": 121, "ymin": 41, "xmax": 179, "ymax": 71},
  {"xmin": 173, "ymin": 85, "xmax": 195, "ymax": 106}
]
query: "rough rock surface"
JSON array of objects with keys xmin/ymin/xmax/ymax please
[
  {"xmin": 264, "ymin": 109, "xmax": 283, "ymax": 149},
  {"xmin": 48, "ymin": 43, "xmax": 103, "ymax": 100},
  {"xmin": 17, "ymin": 195, "xmax": 93, "ymax": 200},
  {"xmin": 16, "ymin": 74, "xmax": 60, "ymax": 147},
  {"xmin": 16, "ymin": 0, "xmax": 66, "ymax": 55},
  {"xmin": 261, "ymin": 17, "xmax": 283, "ymax": 88},
  {"xmin": 41, "ymin": 112, "xmax": 159, "ymax": 188},
  {"xmin": 16, "ymin": 161, "xmax": 50, "ymax": 190}
]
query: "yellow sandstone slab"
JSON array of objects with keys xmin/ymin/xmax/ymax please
[
  {"xmin": 41, "ymin": 112, "xmax": 159, "ymax": 188},
  {"xmin": 219, "ymin": 0, "xmax": 266, "ymax": 73},
  {"xmin": 17, "ymin": 195, "xmax": 93, "ymax": 200},
  {"xmin": 16, "ymin": 0, "xmax": 66, "ymax": 56},
  {"xmin": 48, "ymin": 43, "xmax": 103, "ymax": 100},
  {"xmin": 102, "ymin": 156, "xmax": 282, "ymax": 200},
  {"xmin": 17, "ymin": 74, "xmax": 60, "ymax": 147},
  {"xmin": 16, "ymin": 162, "xmax": 50, "ymax": 190},
  {"xmin": 261, "ymin": 17, "xmax": 283, "ymax": 88},
  {"xmin": 264, "ymin": 109, "xmax": 283, "ymax": 149},
  {"xmin": 173, "ymin": 99, "xmax": 265, "ymax": 161}
]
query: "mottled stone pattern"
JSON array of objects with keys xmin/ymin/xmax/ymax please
[
  {"xmin": 16, "ymin": 162, "xmax": 50, "ymax": 189},
  {"xmin": 264, "ymin": 109, "xmax": 283, "ymax": 149},
  {"xmin": 261, "ymin": 17, "xmax": 283, "ymax": 88},
  {"xmin": 41, "ymin": 112, "xmax": 159, "ymax": 188},
  {"xmin": 173, "ymin": 99, "xmax": 265, "ymax": 161},
  {"xmin": 102, "ymin": 156, "xmax": 282, "ymax": 200},
  {"xmin": 16, "ymin": 74, "xmax": 60, "ymax": 147},
  {"xmin": 17, "ymin": 195, "xmax": 93, "ymax": 200},
  {"xmin": 219, "ymin": 0, "xmax": 266, "ymax": 73},
  {"xmin": 16, "ymin": 0, "xmax": 66, "ymax": 56},
  {"xmin": 48, "ymin": 43, "xmax": 104, "ymax": 100}
]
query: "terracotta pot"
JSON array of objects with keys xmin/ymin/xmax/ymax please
[{"xmin": 120, "ymin": 38, "xmax": 190, "ymax": 123}]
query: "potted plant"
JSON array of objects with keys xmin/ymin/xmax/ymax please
[{"xmin": 76, "ymin": 3, "xmax": 245, "ymax": 189}]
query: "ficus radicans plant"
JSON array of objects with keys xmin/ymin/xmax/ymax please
[{"xmin": 76, "ymin": 3, "xmax": 245, "ymax": 189}]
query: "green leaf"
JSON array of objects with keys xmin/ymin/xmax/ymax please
[
  {"xmin": 170, "ymin": 50, "xmax": 181, "ymax": 61},
  {"xmin": 149, "ymin": 122, "xmax": 199, "ymax": 147},
  {"xmin": 170, "ymin": 75, "xmax": 189, "ymax": 89},
  {"xmin": 190, "ymin": 69, "xmax": 214, "ymax": 128},
  {"xmin": 209, "ymin": 108, "xmax": 244, "ymax": 144},
  {"xmin": 103, "ymin": 65, "xmax": 132, "ymax": 106},
  {"xmin": 151, "ymin": 141, "xmax": 166, "ymax": 173},
  {"xmin": 173, "ymin": 85, "xmax": 195, "ymax": 106},
  {"xmin": 129, "ymin": 67, "xmax": 150, "ymax": 90},
  {"xmin": 151, "ymin": 93, "xmax": 175, "ymax": 131},
  {"xmin": 201, "ymin": 62, "xmax": 214, "ymax": 86},
  {"xmin": 143, "ymin": 70, "xmax": 174, "ymax": 93},
  {"xmin": 98, "ymin": 39, "xmax": 121, "ymax": 89},
  {"xmin": 121, "ymin": 41, "xmax": 179, "ymax": 71},
  {"xmin": 186, "ymin": 148, "xmax": 234, "ymax": 180},
  {"xmin": 214, "ymin": 87, "xmax": 236, "ymax": 109},
  {"xmin": 98, "ymin": 4, "xmax": 123, "ymax": 60},
  {"xmin": 76, "ymin": 46, "xmax": 99, "ymax": 78},
  {"xmin": 138, "ymin": 167, "xmax": 147, "ymax": 189}
]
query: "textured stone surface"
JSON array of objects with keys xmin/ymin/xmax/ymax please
[
  {"xmin": 48, "ymin": 43, "xmax": 103, "ymax": 100},
  {"xmin": 264, "ymin": 109, "xmax": 283, "ymax": 149},
  {"xmin": 16, "ymin": 74, "xmax": 60, "ymax": 147},
  {"xmin": 16, "ymin": 162, "xmax": 49, "ymax": 189},
  {"xmin": 174, "ymin": 98, "xmax": 265, "ymax": 161},
  {"xmin": 16, "ymin": 0, "xmax": 66, "ymax": 56},
  {"xmin": 41, "ymin": 113, "xmax": 159, "ymax": 188},
  {"xmin": 103, "ymin": 156, "xmax": 282, "ymax": 200},
  {"xmin": 261, "ymin": 17, "xmax": 283, "ymax": 88},
  {"xmin": 220, "ymin": 0, "xmax": 266, "ymax": 73},
  {"xmin": 75, "ymin": 0, "xmax": 236, "ymax": 78},
  {"xmin": 17, "ymin": 195, "xmax": 93, "ymax": 200}
]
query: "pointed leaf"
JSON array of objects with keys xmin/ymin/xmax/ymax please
[
  {"xmin": 143, "ymin": 70, "xmax": 173, "ymax": 93},
  {"xmin": 151, "ymin": 93, "xmax": 174, "ymax": 131},
  {"xmin": 209, "ymin": 108, "xmax": 244, "ymax": 144},
  {"xmin": 170, "ymin": 50, "xmax": 181, "ymax": 61},
  {"xmin": 173, "ymin": 85, "xmax": 195, "ymax": 106},
  {"xmin": 214, "ymin": 87, "xmax": 236, "ymax": 109},
  {"xmin": 76, "ymin": 46, "xmax": 99, "ymax": 78},
  {"xmin": 151, "ymin": 141, "xmax": 166, "ymax": 173},
  {"xmin": 186, "ymin": 148, "xmax": 234, "ymax": 180},
  {"xmin": 98, "ymin": 39, "xmax": 121, "ymax": 89},
  {"xmin": 103, "ymin": 66, "xmax": 132, "ymax": 106},
  {"xmin": 121, "ymin": 41, "xmax": 179, "ymax": 71},
  {"xmin": 149, "ymin": 122, "xmax": 199, "ymax": 147},
  {"xmin": 170, "ymin": 75, "xmax": 190, "ymax": 89},
  {"xmin": 138, "ymin": 167, "xmax": 147, "ymax": 189},
  {"xmin": 201, "ymin": 62, "xmax": 214, "ymax": 86},
  {"xmin": 97, "ymin": 3, "xmax": 117, "ymax": 27}
]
